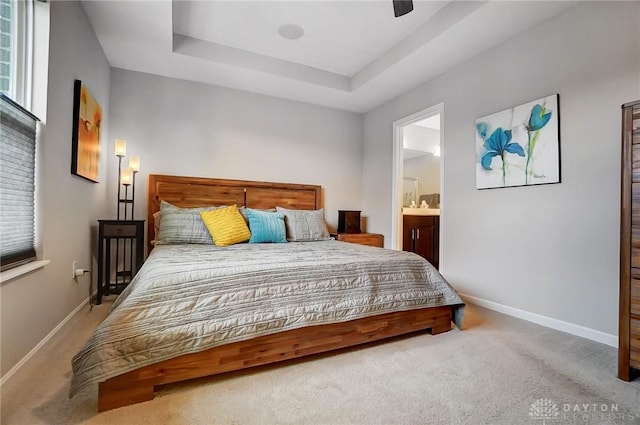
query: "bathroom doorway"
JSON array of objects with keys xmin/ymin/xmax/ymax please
[{"xmin": 391, "ymin": 104, "xmax": 444, "ymax": 269}]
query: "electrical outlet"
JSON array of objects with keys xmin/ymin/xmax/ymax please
[{"xmin": 72, "ymin": 260, "xmax": 78, "ymax": 279}]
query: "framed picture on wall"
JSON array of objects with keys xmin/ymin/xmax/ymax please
[
  {"xmin": 71, "ymin": 79, "xmax": 102, "ymax": 183},
  {"xmin": 475, "ymin": 94, "xmax": 560, "ymax": 189}
]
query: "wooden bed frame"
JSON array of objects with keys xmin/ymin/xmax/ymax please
[{"xmin": 97, "ymin": 174, "xmax": 455, "ymax": 412}]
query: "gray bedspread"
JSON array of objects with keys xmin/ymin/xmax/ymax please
[{"xmin": 70, "ymin": 241, "xmax": 464, "ymax": 396}]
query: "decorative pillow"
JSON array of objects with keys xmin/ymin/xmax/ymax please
[
  {"xmin": 238, "ymin": 206, "xmax": 276, "ymax": 224},
  {"xmin": 200, "ymin": 205, "xmax": 251, "ymax": 247},
  {"xmin": 246, "ymin": 209, "xmax": 287, "ymax": 244},
  {"xmin": 275, "ymin": 207, "xmax": 331, "ymax": 242},
  {"xmin": 157, "ymin": 201, "xmax": 222, "ymax": 244}
]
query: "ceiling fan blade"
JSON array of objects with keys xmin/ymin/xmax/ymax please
[{"xmin": 393, "ymin": 0, "xmax": 413, "ymax": 17}]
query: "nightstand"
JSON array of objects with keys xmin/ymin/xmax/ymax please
[
  {"xmin": 331, "ymin": 232, "xmax": 384, "ymax": 248},
  {"xmin": 97, "ymin": 220, "xmax": 145, "ymax": 304}
]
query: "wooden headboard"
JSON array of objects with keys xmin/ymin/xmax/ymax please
[{"xmin": 147, "ymin": 174, "xmax": 322, "ymax": 251}]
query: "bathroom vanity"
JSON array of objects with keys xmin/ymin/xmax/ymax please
[{"xmin": 402, "ymin": 209, "xmax": 439, "ymax": 269}]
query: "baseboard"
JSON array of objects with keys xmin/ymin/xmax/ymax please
[
  {"xmin": 0, "ymin": 297, "xmax": 89, "ymax": 386},
  {"xmin": 460, "ymin": 293, "xmax": 618, "ymax": 348}
]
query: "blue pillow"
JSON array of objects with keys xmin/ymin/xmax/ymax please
[{"xmin": 246, "ymin": 209, "xmax": 287, "ymax": 244}]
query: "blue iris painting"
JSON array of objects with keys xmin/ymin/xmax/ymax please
[
  {"xmin": 475, "ymin": 94, "xmax": 559, "ymax": 189},
  {"xmin": 479, "ymin": 128, "xmax": 525, "ymax": 186},
  {"xmin": 525, "ymin": 104, "xmax": 553, "ymax": 184}
]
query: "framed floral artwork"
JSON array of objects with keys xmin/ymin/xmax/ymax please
[
  {"xmin": 475, "ymin": 94, "xmax": 560, "ymax": 189},
  {"xmin": 71, "ymin": 79, "xmax": 102, "ymax": 183}
]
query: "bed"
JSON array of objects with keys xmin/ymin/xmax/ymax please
[{"xmin": 72, "ymin": 174, "xmax": 464, "ymax": 411}]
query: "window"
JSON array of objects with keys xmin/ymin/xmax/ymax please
[
  {"xmin": 0, "ymin": 0, "xmax": 13, "ymax": 95},
  {"xmin": 0, "ymin": 0, "xmax": 37, "ymax": 272},
  {"xmin": 0, "ymin": 0, "xmax": 33, "ymax": 108},
  {"xmin": 1, "ymin": 93, "xmax": 38, "ymax": 270}
]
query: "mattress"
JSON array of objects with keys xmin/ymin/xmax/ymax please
[{"xmin": 71, "ymin": 240, "xmax": 464, "ymax": 396}]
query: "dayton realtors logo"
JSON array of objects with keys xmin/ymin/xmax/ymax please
[
  {"xmin": 529, "ymin": 399, "xmax": 560, "ymax": 424},
  {"xmin": 529, "ymin": 399, "xmax": 636, "ymax": 423}
]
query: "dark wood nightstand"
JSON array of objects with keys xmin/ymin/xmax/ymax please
[
  {"xmin": 97, "ymin": 220, "xmax": 145, "ymax": 304},
  {"xmin": 331, "ymin": 232, "xmax": 384, "ymax": 248}
]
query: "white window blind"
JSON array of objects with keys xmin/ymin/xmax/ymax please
[{"xmin": 1, "ymin": 93, "xmax": 38, "ymax": 271}]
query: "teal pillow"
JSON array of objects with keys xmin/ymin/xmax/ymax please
[{"xmin": 246, "ymin": 209, "xmax": 287, "ymax": 244}]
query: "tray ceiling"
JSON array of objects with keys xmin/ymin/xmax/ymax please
[{"xmin": 82, "ymin": 1, "xmax": 577, "ymax": 113}]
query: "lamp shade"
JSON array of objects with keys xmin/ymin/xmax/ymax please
[
  {"xmin": 121, "ymin": 167, "xmax": 133, "ymax": 186},
  {"xmin": 129, "ymin": 155, "xmax": 140, "ymax": 173},
  {"xmin": 115, "ymin": 139, "xmax": 126, "ymax": 157}
]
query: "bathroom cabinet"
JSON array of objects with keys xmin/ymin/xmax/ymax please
[{"xmin": 403, "ymin": 215, "xmax": 439, "ymax": 268}]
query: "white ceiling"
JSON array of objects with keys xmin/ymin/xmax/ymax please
[
  {"xmin": 173, "ymin": 1, "xmax": 449, "ymax": 76},
  {"xmin": 81, "ymin": 0, "xmax": 577, "ymax": 113}
]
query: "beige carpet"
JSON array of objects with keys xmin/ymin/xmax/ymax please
[{"xmin": 1, "ymin": 302, "xmax": 639, "ymax": 425}]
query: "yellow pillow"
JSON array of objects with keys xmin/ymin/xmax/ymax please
[{"xmin": 200, "ymin": 205, "xmax": 251, "ymax": 246}]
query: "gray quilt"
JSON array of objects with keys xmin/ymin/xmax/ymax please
[{"xmin": 70, "ymin": 241, "xmax": 464, "ymax": 396}]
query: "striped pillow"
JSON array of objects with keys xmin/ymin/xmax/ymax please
[
  {"xmin": 246, "ymin": 209, "xmax": 287, "ymax": 244},
  {"xmin": 275, "ymin": 207, "xmax": 331, "ymax": 242},
  {"xmin": 157, "ymin": 201, "xmax": 222, "ymax": 245},
  {"xmin": 200, "ymin": 205, "xmax": 251, "ymax": 247}
]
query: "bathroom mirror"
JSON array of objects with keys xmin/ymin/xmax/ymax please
[{"xmin": 403, "ymin": 177, "xmax": 418, "ymax": 207}]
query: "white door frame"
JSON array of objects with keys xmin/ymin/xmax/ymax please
[{"xmin": 391, "ymin": 103, "xmax": 444, "ymax": 268}]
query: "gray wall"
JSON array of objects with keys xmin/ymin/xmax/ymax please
[
  {"xmin": 362, "ymin": 1, "xmax": 640, "ymax": 336},
  {"xmin": 1, "ymin": 1, "xmax": 111, "ymax": 375},
  {"xmin": 107, "ymin": 69, "xmax": 364, "ymax": 232}
]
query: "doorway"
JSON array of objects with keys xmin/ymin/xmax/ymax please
[{"xmin": 391, "ymin": 103, "xmax": 444, "ymax": 269}]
